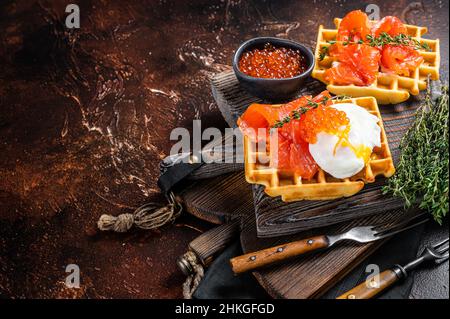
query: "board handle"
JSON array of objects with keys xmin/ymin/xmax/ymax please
[
  {"xmin": 337, "ymin": 269, "xmax": 400, "ymax": 299},
  {"xmin": 230, "ymin": 235, "xmax": 329, "ymax": 275},
  {"xmin": 189, "ymin": 219, "xmax": 241, "ymax": 266},
  {"xmin": 177, "ymin": 219, "xmax": 241, "ymax": 277}
]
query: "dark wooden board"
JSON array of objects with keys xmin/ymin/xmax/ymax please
[
  {"xmin": 212, "ymin": 70, "xmax": 423, "ymax": 237},
  {"xmin": 177, "ymin": 70, "xmax": 434, "ymax": 298},
  {"xmin": 176, "ymin": 168, "xmax": 422, "ymax": 298},
  {"xmin": 175, "ymin": 73, "xmax": 423, "ymax": 298},
  {"xmin": 175, "ymin": 74, "xmax": 438, "ymax": 298},
  {"xmin": 176, "ymin": 171, "xmax": 252, "ymax": 225},
  {"xmin": 176, "ymin": 0, "xmax": 449, "ymax": 298}
]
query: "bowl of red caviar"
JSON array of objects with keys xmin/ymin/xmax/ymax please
[{"xmin": 233, "ymin": 37, "xmax": 315, "ymax": 101}]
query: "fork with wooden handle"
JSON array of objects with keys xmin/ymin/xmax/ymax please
[
  {"xmin": 230, "ymin": 213, "xmax": 429, "ymax": 275},
  {"xmin": 337, "ymin": 237, "xmax": 449, "ymax": 299}
]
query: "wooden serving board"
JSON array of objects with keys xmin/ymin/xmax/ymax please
[
  {"xmin": 211, "ymin": 70, "xmax": 420, "ymax": 237},
  {"xmin": 176, "ymin": 168, "xmax": 420, "ymax": 298},
  {"xmin": 176, "ymin": 171, "xmax": 251, "ymax": 225},
  {"xmin": 173, "ymin": 70, "xmax": 422, "ymax": 298},
  {"xmin": 173, "ymin": 1, "xmax": 448, "ymax": 298}
]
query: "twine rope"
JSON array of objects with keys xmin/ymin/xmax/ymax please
[
  {"xmin": 181, "ymin": 251, "xmax": 204, "ymax": 299},
  {"xmin": 97, "ymin": 195, "xmax": 182, "ymax": 232}
]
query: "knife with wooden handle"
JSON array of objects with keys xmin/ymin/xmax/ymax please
[
  {"xmin": 230, "ymin": 235, "xmax": 329, "ymax": 274},
  {"xmin": 230, "ymin": 214, "xmax": 429, "ymax": 275},
  {"xmin": 336, "ymin": 269, "xmax": 400, "ymax": 299}
]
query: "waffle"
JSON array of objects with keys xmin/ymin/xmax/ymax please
[
  {"xmin": 243, "ymin": 97, "xmax": 395, "ymax": 201},
  {"xmin": 312, "ymin": 18, "xmax": 440, "ymax": 104}
]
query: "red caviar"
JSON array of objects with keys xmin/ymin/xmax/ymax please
[
  {"xmin": 239, "ymin": 43, "xmax": 307, "ymax": 78},
  {"xmin": 298, "ymin": 104, "xmax": 350, "ymax": 144}
]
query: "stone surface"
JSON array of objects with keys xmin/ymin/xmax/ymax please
[{"xmin": 411, "ymin": 221, "xmax": 449, "ymax": 299}]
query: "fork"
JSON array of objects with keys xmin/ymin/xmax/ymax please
[
  {"xmin": 230, "ymin": 213, "xmax": 429, "ymax": 274},
  {"xmin": 337, "ymin": 237, "xmax": 449, "ymax": 299}
]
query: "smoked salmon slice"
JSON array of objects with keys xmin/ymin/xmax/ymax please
[
  {"xmin": 372, "ymin": 16, "xmax": 408, "ymax": 38},
  {"xmin": 323, "ymin": 63, "xmax": 366, "ymax": 86},
  {"xmin": 337, "ymin": 10, "xmax": 371, "ymax": 42},
  {"xmin": 324, "ymin": 43, "xmax": 381, "ymax": 86},
  {"xmin": 380, "ymin": 44, "xmax": 424, "ymax": 76},
  {"xmin": 238, "ymin": 91, "xmax": 332, "ymax": 179},
  {"xmin": 270, "ymin": 128, "xmax": 318, "ymax": 179},
  {"xmin": 237, "ymin": 103, "xmax": 279, "ymax": 140},
  {"xmin": 289, "ymin": 139, "xmax": 318, "ymax": 179},
  {"xmin": 237, "ymin": 95, "xmax": 316, "ymax": 139}
]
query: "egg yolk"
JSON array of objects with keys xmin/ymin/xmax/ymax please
[{"xmin": 335, "ymin": 136, "xmax": 373, "ymax": 164}]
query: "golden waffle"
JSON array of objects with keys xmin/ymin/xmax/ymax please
[
  {"xmin": 243, "ymin": 96, "xmax": 395, "ymax": 201},
  {"xmin": 312, "ymin": 18, "xmax": 440, "ymax": 104}
]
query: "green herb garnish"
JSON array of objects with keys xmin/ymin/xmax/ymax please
[
  {"xmin": 320, "ymin": 33, "xmax": 431, "ymax": 60},
  {"xmin": 383, "ymin": 82, "xmax": 449, "ymax": 224},
  {"xmin": 319, "ymin": 32, "xmax": 431, "ymax": 61},
  {"xmin": 272, "ymin": 95, "xmax": 350, "ymax": 128},
  {"xmin": 366, "ymin": 32, "xmax": 432, "ymax": 51}
]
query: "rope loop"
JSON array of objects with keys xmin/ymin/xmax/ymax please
[
  {"xmin": 97, "ymin": 192, "xmax": 182, "ymax": 232},
  {"xmin": 181, "ymin": 251, "xmax": 204, "ymax": 299}
]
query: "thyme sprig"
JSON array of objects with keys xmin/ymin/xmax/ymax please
[
  {"xmin": 318, "ymin": 32, "xmax": 431, "ymax": 61},
  {"xmin": 366, "ymin": 32, "xmax": 431, "ymax": 51},
  {"xmin": 272, "ymin": 95, "xmax": 350, "ymax": 129},
  {"xmin": 382, "ymin": 82, "xmax": 449, "ymax": 224}
]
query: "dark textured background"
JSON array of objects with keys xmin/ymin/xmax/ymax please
[{"xmin": 0, "ymin": 0, "xmax": 448, "ymax": 298}]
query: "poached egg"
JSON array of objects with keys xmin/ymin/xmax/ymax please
[{"xmin": 309, "ymin": 103, "xmax": 381, "ymax": 179}]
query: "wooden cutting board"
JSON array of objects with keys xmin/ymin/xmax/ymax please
[
  {"xmin": 176, "ymin": 171, "xmax": 251, "ymax": 225},
  {"xmin": 176, "ymin": 169, "xmax": 420, "ymax": 298},
  {"xmin": 211, "ymin": 70, "xmax": 420, "ymax": 237},
  {"xmin": 173, "ymin": 70, "xmax": 423, "ymax": 297},
  {"xmin": 173, "ymin": 0, "xmax": 448, "ymax": 296}
]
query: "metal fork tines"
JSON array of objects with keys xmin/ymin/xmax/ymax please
[
  {"xmin": 328, "ymin": 213, "xmax": 430, "ymax": 246},
  {"xmin": 402, "ymin": 237, "xmax": 449, "ymax": 273},
  {"xmin": 428, "ymin": 237, "xmax": 449, "ymax": 261}
]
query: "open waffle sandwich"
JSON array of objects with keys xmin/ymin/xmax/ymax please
[
  {"xmin": 312, "ymin": 18, "xmax": 440, "ymax": 104},
  {"xmin": 243, "ymin": 96, "xmax": 396, "ymax": 202}
]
